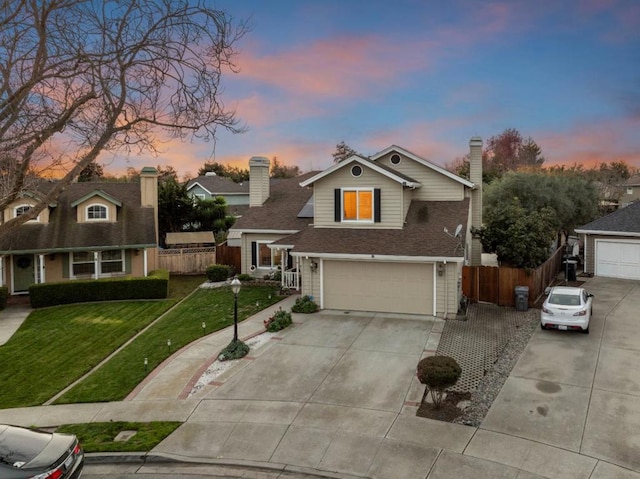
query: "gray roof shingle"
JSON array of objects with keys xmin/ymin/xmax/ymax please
[
  {"xmin": 0, "ymin": 182, "xmax": 156, "ymax": 254},
  {"xmin": 576, "ymin": 200, "xmax": 640, "ymax": 234}
]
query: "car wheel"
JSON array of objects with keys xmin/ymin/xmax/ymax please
[
  {"xmin": 540, "ymin": 323, "xmax": 546, "ymax": 330},
  {"xmin": 582, "ymin": 326, "xmax": 589, "ymax": 334}
]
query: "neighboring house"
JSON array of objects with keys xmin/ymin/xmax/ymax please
[
  {"xmin": 575, "ymin": 200, "xmax": 640, "ymax": 280},
  {"xmin": 620, "ymin": 174, "xmax": 640, "ymax": 208},
  {"xmin": 0, "ymin": 167, "xmax": 159, "ymax": 295},
  {"xmin": 186, "ymin": 173, "xmax": 251, "ymax": 218},
  {"xmin": 230, "ymin": 139, "xmax": 484, "ymax": 317}
]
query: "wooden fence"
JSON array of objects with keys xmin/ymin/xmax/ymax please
[
  {"xmin": 462, "ymin": 247, "xmax": 564, "ymax": 307},
  {"xmin": 158, "ymin": 247, "xmax": 216, "ymax": 274},
  {"xmin": 215, "ymin": 241, "xmax": 242, "ymax": 273}
]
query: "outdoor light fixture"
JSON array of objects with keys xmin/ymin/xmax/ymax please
[
  {"xmin": 310, "ymin": 261, "xmax": 318, "ymax": 272},
  {"xmin": 201, "ymin": 321, "xmax": 206, "ymax": 335},
  {"xmin": 231, "ymin": 278, "xmax": 242, "ymax": 343},
  {"xmin": 167, "ymin": 339, "xmax": 171, "ymax": 352},
  {"xmin": 438, "ymin": 263, "xmax": 445, "ymax": 276},
  {"xmin": 144, "ymin": 357, "xmax": 148, "ymax": 372}
]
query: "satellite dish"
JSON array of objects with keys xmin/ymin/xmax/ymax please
[{"xmin": 454, "ymin": 224, "xmax": 463, "ymax": 238}]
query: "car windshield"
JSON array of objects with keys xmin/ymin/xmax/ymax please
[{"xmin": 548, "ymin": 293, "xmax": 581, "ymax": 306}]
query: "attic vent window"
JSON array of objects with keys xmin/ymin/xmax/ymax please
[
  {"xmin": 87, "ymin": 204, "xmax": 108, "ymax": 221},
  {"xmin": 390, "ymin": 154, "xmax": 401, "ymax": 165},
  {"xmin": 351, "ymin": 165, "xmax": 363, "ymax": 177}
]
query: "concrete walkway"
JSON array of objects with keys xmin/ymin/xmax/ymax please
[{"xmin": 1, "ymin": 278, "xmax": 639, "ymax": 479}]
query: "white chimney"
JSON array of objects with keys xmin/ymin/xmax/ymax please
[
  {"xmin": 249, "ymin": 156, "xmax": 270, "ymax": 206},
  {"xmin": 469, "ymin": 137, "xmax": 483, "ymax": 266}
]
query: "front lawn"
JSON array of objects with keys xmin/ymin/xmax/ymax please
[
  {"xmin": 55, "ymin": 285, "xmax": 281, "ymax": 404},
  {"xmin": 57, "ymin": 422, "xmax": 181, "ymax": 452},
  {"xmin": 0, "ymin": 301, "xmax": 175, "ymax": 409}
]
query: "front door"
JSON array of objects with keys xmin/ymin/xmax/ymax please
[{"xmin": 13, "ymin": 254, "xmax": 35, "ymax": 293}]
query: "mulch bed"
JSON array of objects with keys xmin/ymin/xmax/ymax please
[{"xmin": 416, "ymin": 391, "xmax": 471, "ymax": 422}]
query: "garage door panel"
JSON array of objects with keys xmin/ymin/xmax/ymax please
[
  {"xmin": 596, "ymin": 241, "xmax": 640, "ymax": 280},
  {"xmin": 323, "ymin": 261, "xmax": 433, "ymax": 315}
]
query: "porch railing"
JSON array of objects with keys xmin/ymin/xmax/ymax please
[{"xmin": 282, "ymin": 269, "xmax": 300, "ymax": 290}]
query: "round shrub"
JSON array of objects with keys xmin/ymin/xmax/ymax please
[
  {"xmin": 218, "ymin": 339, "xmax": 249, "ymax": 361},
  {"xmin": 265, "ymin": 309, "xmax": 292, "ymax": 332},
  {"xmin": 291, "ymin": 295, "xmax": 318, "ymax": 314},
  {"xmin": 237, "ymin": 273, "xmax": 254, "ymax": 282},
  {"xmin": 206, "ymin": 264, "xmax": 231, "ymax": 282},
  {"xmin": 416, "ymin": 355, "xmax": 461, "ymax": 408}
]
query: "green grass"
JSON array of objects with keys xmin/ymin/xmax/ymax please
[
  {"xmin": 167, "ymin": 274, "xmax": 207, "ymax": 299},
  {"xmin": 56, "ymin": 422, "xmax": 181, "ymax": 452},
  {"xmin": 0, "ymin": 301, "xmax": 175, "ymax": 409},
  {"xmin": 55, "ymin": 285, "xmax": 281, "ymax": 403}
]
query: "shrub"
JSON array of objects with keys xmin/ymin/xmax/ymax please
[
  {"xmin": 28, "ymin": 270, "xmax": 169, "ymax": 308},
  {"xmin": 0, "ymin": 286, "xmax": 8, "ymax": 310},
  {"xmin": 416, "ymin": 355, "xmax": 462, "ymax": 408},
  {"xmin": 236, "ymin": 273, "xmax": 254, "ymax": 282},
  {"xmin": 218, "ymin": 339, "xmax": 249, "ymax": 361},
  {"xmin": 264, "ymin": 308, "xmax": 292, "ymax": 332},
  {"xmin": 206, "ymin": 264, "xmax": 231, "ymax": 282},
  {"xmin": 291, "ymin": 295, "xmax": 318, "ymax": 314}
]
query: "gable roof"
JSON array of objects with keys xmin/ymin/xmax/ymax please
[
  {"xmin": 0, "ymin": 182, "xmax": 156, "ymax": 254},
  {"xmin": 371, "ymin": 145, "xmax": 475, "ymax": 188},
  {"xmin": 186, "ymin": 175, "xmax": 249, "ymax": 195},
  {"xmin": 230, "ymin": 171, "xmax": 318, "ymax": 233},
  {"xmin": 272, "ymin": 199, "xmax": 470, "ymax": 260},
  {"xmin": 299, "ymin": 156, "xmax": 421, "ymax": 188},
  {"xmin": 70, "ymin": 189, "xmax": 122, "ymax": 207},
  {"xmin": 575, "ymin": 201, "xmax": 640, "ymax": 236}
]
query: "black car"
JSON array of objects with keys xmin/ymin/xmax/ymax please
[{"xmin": 0, "ymin": 424, "xmax": 84, "ymax": 478}]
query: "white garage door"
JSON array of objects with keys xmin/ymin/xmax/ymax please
[
  {"xmin": 596, "ymin": 240, "xmax": 640, "ymax": 280},
  {"xmin": 323, "ymin": 261, "xmax": 433, "ymax": 315}
]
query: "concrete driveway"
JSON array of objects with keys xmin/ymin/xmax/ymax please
[{"xmin": 473, "ymin": 276, "xmax": 640, "ymax": 474}]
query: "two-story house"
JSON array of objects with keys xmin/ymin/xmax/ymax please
[
  {"xmin": 230, "ymin": 138, "xmax": 483, "ymax": 318},
  {"xmin": 620, "ymin": 174, "xmax": 640, "ymax": 208},
  {"xmin": 0, "ymin": 167, "xmax": 159, "ymax": 295}
]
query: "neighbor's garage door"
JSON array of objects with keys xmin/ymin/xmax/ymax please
[
  {"xmin": 323, "ymin": 261, "xmax": 433, "ymax": 315},
  {"xmin": 596, "ymin": 240, "xmax": 640, "ymax": 280}
]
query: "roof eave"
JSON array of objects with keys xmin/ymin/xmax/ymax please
[{"xmin": 574, "ymin": 229, "xmax": 640, "ymax": 237}]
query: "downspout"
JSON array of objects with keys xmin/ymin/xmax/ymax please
[
  {"xmin": 93, "ymin": 251, "xmax": 99, "ymax": 279},
  {"xmin": 0, "ymin": 256, "xmax": 3, "ymax": 287},
  {"xmin": 444, "ymin": 261, "xmax": 448, "ymax": 319}
]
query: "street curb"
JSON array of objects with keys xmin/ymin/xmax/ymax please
[{"xmin": 85, "ymin": 452, "xmax": 365, "ymax": 479}]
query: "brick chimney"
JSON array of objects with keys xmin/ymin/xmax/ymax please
[
  {"xmin": 249, "ymin": 156, "xmax": 270, "ymax": 206},
  {"xmin": 469, "ymin": 137, "xmax": 483, "ymax": 266}
]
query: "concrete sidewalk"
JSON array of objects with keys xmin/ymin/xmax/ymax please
[
  {"xmin": 1, "ymin": 281, "xmax": 639, "ymax": 479},
  {"xmin": 0, "ymin": 305, "xmax": 31, "ymax": 346}
]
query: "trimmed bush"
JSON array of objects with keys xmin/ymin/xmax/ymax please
[
  {"xmin": 291, "ymin": 295, "xmax": 318, "ymax": 314},
  {"xmin": 416, "ymin": 355, "xmax": 462, "ymax": 408},
  {"xmin": 0, "ymin": 286, "xmax": 8, "ymax": 310},
  {"xmin": 218, "ymin": 339, "xmax": 249, "ymax": 361},
  {"xmin": 206, "ymin": 264, "xmax": 231, "ymax": 282},
  {"xmin": 265, "ymin": 308, "xmax": 292, "ymax": 332},
  {"xmin": 28, "ymin": 269, "xmax": 169, "ymax": 308},
  {"xmin": 237, "ymin": 273, "xmax": 255, "ymax": 282}
]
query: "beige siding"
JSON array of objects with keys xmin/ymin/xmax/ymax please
[
  {"xmin": 300, "ymin": 257, "xmax": 321, "ymax": 300},
  {"xmin": 313, "ymin": 165, "xmax": 404, "ymax": 228},
  {"xmin": 434, "ymin": 261, "xmax": 462, "ymax": 318},
  {"xmin": 240, "ymin": 232, "xmax": 289, "ymax": 276},
  {"xmin": 76, "ymin": 197, "xmax": 118, "ymax": 223},
  {"xmin": 321, "ymin": 260, "xmax": 434, "ymax": 315},
  {"xmin": 376, "ymin": 153, "xmax": 465, "ymax": 201},
  {"xmin": 4, "ymin": 198, "xmax": 50, "ymax": 224}
]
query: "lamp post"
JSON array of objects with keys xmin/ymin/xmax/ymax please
[{"xmin": 231, "ymin": 277, "xmax": 241, "ymax": 343}]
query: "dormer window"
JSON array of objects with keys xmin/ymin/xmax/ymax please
[
  {"xmin": 86, "ymin": 204, "xmax": 108, "ymax": 221},
  {"xmin": 14, "ymin": 204, "xmax": 39, "ymax": 222}
]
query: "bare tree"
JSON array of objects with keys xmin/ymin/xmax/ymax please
[{"xmin": 0, "ymin": 0, "xmax": 248, "ymax": 234}]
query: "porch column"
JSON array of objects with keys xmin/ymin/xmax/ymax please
[
  {"xmin": 0, "ymin": 256, "xmax": 3, "ymax": 287},
  {"xmin": 281, "ymin": 249, "xmax": 286, "ymax": 288},
  {"xmin": 143, "ymin": 249, "xmax": 148, "ymax": 277},
  {"xmin": 38, "ymin": 254, "xmax": 45, "ymax": 283},
  {"xmin": 93, "ymin": 251, "xmax": 99, "ymax": 279}
]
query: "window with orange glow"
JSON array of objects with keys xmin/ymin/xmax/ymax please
[{"xmin": 342, "ymin": 189, "xmax": 373, "ymax": 221}]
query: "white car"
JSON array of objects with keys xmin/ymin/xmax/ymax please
[{"xmin": 540, "ymin": 286, "xmax": 593, "ymax": 334}]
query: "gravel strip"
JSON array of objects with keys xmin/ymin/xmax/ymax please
[{"xmin": 453, "ymin": 307, "xmax": 539, "ymax": 426}]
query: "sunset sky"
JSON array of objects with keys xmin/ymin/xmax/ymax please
[{"xmin": 112, "ymin": 0, "xmax": 640, "ymax": 178}]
